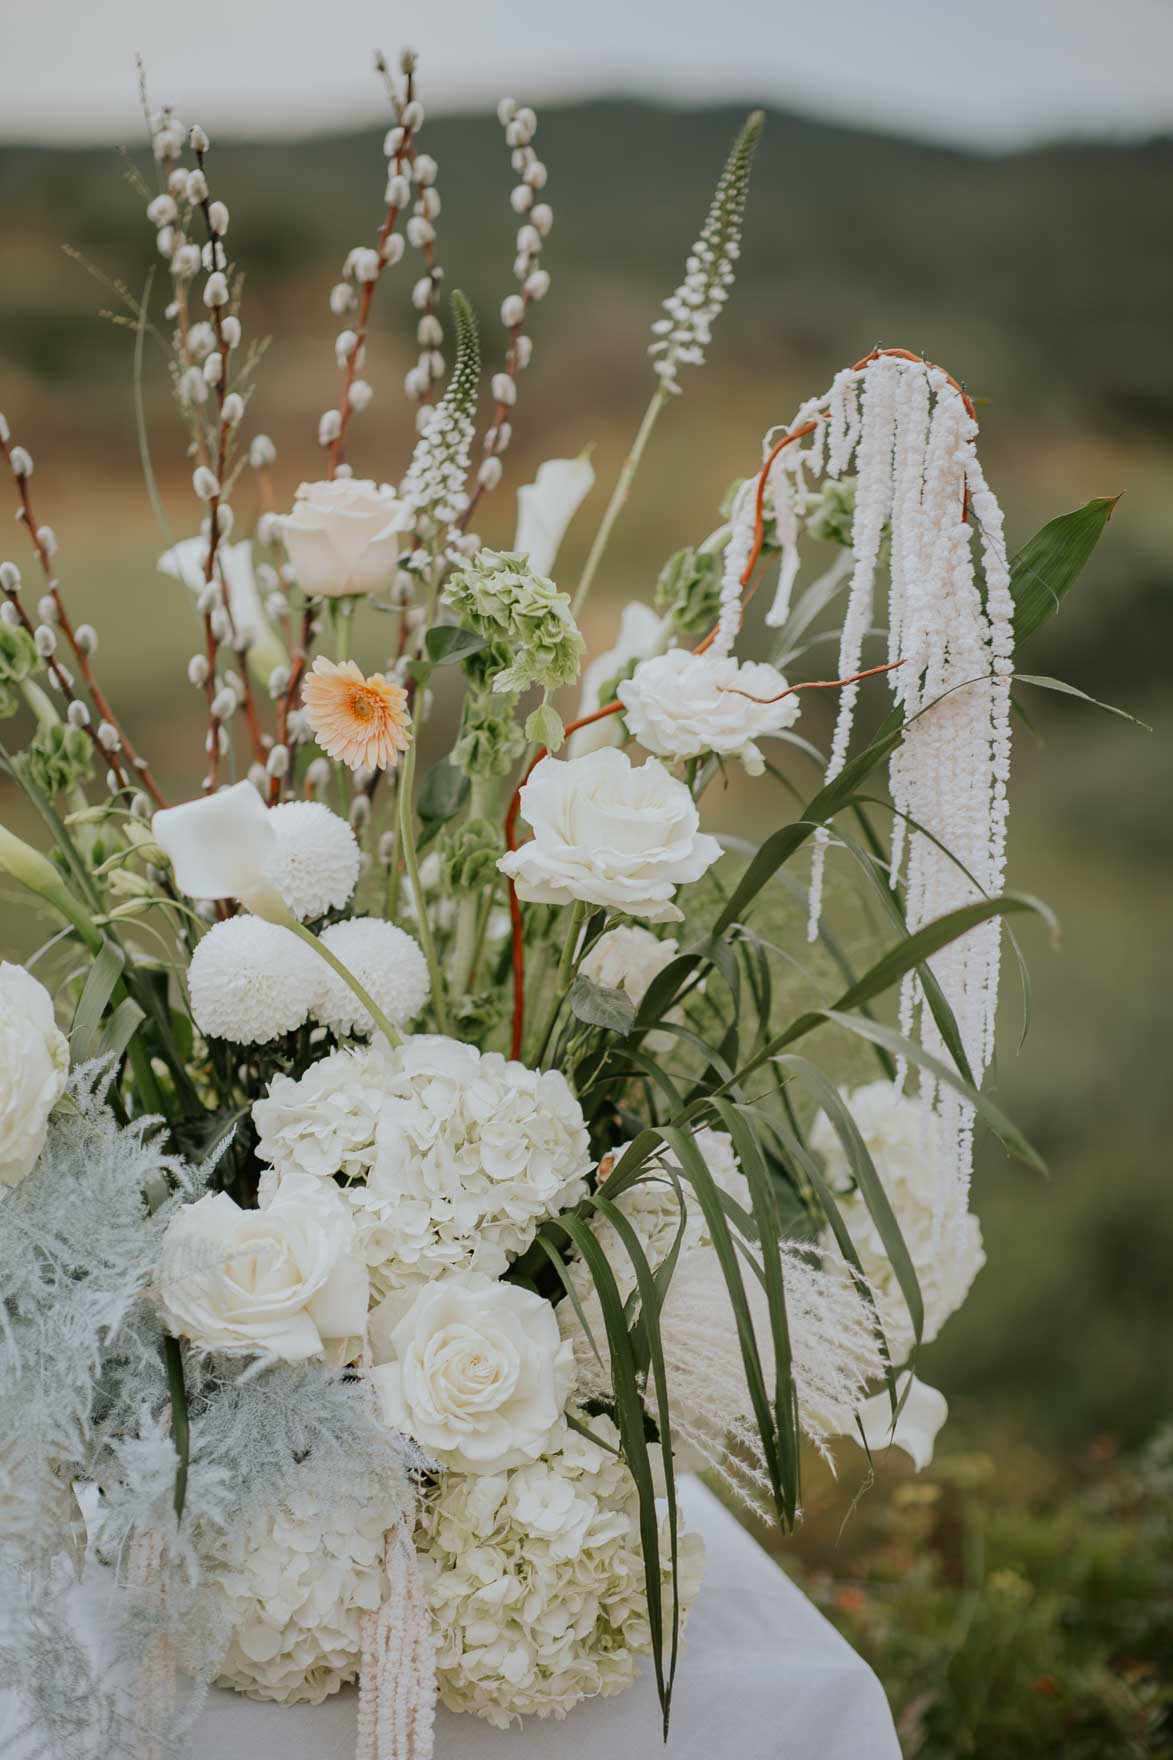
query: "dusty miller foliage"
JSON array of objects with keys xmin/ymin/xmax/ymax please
[{"xmin": 0, "ymin": 1064, "xmax": 415, "ymax": 1757}]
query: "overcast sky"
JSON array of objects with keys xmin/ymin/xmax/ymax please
[{"xmin": 3, "ymin": 0, "xmax": 1172, "ymax": 149}]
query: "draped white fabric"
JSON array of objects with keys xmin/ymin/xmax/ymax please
[{"xmin": 190, "ymin": 1480, "xmax": 900, "ymax": 1760}]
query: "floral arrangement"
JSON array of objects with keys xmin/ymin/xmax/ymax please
[{"xmin": 0, "ymin": 49, "xmax": 1116, "ymax": 1760}]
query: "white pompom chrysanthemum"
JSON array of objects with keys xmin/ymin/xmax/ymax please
[
  {"xmin": 187, "ymin": 916, "xmax": 319, "ymax": 1044},
  {"xmin": 312, "ymin": 917, "xmax": 430, "ymax": 1036},
  {"xmin": 264, "ymin": 800, "xmax": 360, "ymax": 921}
]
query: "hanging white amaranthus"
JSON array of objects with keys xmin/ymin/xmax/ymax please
[{"xmin": 718, "ymin": 351, "xmax": 1015, "ymax": 1221}]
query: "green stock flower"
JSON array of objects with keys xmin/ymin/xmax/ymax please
[
  {"xmin": 654, "ymin": 544, "xmax": 722, "ymax": 637},
  {"xmin": 0, "ymin": 624, "xmax": 40, "ymax": 718},
  {"xmin": 800, "ymin": 475, "xmax": 857, "ymax": 547},
  {"xmin": 445, "ymin": 549, "xmax": 585, "ymax": 695},
  {"xmin": 19, "ymin": 724, "xmax": 94, "ymax": 799},
  {"xmin": 452, "ymin": 694, "xmax": 526, "ymax": 780},
  {"xmin": 441, "ymin": 817, "xmax": 505, "ymax": 896}
]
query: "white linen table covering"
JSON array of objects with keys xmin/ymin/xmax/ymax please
[{"xmin": 190, "ymin": 1480, "xmax": 901, "ymax": 1760}]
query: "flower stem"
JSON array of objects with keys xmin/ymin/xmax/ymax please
[
  {"xmin": 329, "ymin": 595, "xmax": 356, "ymax": 663},
  {"xmin": 397, "ymin": 737, "xmax": 450, "ymax": 1034},
  {"xmin": 571, "ymin": 382, "xmax": 669, "ymax": 621},
  {"xmin": 535, "ymin": 900, "xmax": 587, "ymax": 1069},
  {"xmin": 285, "ymin": 916, "xmax": 404, "ymax": 1049}
]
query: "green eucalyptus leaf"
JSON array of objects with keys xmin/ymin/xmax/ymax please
[
  {"xmin": 425, "ymin": 624, "xmax": 488, "ymax": 665},
  {"xmin": 568, "ymin": 972, "xmax": 636, "ymax": 1036},
  {"xmin": 416, "ymin": 757, "xmax": 470, "ymax": 827}
]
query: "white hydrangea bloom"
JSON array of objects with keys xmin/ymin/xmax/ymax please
[
  {"xmin": 189, "ymin": 1477, "xmax": 398, "ymax": 1705},
  {"xmin": 264, "ymin": 801, "xmax": 359, "ymax": 921},
  {"xmin": 618, "ymin": 647, "xmax": 800, "ymax": 776},
  {"xmin": 252, "ymin": 1044, "xmax": 388, "ymax": 1181},
  {"xmin": 312, "ymin": 918, "xmax": 430, "ymax": 1036},
  {"xmin": 187, "ymin": 916, "xmax": 320, "ymax": 1044},
  {"xmin": 252, "ymin": 1036, "xmax": 591, "ymax": 1298},
  {"xmin": 810, "ymin": 1079, "xmax": 986, "ymax": 1363},
  {"xmin": 420, "ymin": 1418, "xmax": 705, "ymax": 1726}
]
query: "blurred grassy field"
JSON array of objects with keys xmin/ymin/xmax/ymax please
[{"xmin": 1, "ymin": 97, "xmax": 1170, "ymax": 1497}]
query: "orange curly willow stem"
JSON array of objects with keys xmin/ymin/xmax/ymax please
[{"xmin": 504, "ymin": 347, "xmax": 971, "ymax": 1057}]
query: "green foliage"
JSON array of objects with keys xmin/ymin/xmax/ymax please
[
  {"xmin": 452, "ymin": 692, "xmax": 527, "ymax": 779},
  {"xmin": 0, "ymin": 622, "xmax": 41, "ymax": 716},
  {"xmin": 18, "ymin": 721, "xmax": 94, "ymax": 797},
  {"xmin": 415, "ymin": 756, "xmax": 470, "ymax": 838},
  {"xmin": 800, "ymin": 475, "xmax": 857, "ymax": 547},
  {"xmin": 444, "ymin": 548, "xmax": 585, "ymax": 695},
  {"xmin": 655, "ymin": 544, "xmax": 722, "ymax": 636},
  {"xmin": 1010, "ymin": 497, "xmax": 1120, "ymax": 648},
  {"xmin": 791, "ymin": 1431, "xmax": 1173, "ymax": 1759},
  {"xmin": 440, "ymin": 816, "xmax": 504, "ymax": 895}
]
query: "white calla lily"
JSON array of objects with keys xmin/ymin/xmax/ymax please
[
  {"xmin": 159, "ymin": 538, "xmax": 286, "ymax": 679},
  {"xmin": 856, "ymin": 1374, "xmax": 949, "ymax": 1472},
  {"xmin": 570, "ymin": 599, "xmax": 668, "ymax": 756},
  {"xmin": 152, "ymin": 781, "xmax": 285, "ymax": 919},
  {"xmin": 513, "ymin": 455, "xmax": 595, "ymax": 579}
]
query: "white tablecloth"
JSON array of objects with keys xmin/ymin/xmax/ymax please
[{"xmin": 192, "ymin": 1481, "xmax": 900, "ymax": 1760}]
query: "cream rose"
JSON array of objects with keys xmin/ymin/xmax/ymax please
[
  {"xmin": 0, "ymin": 962, "xmax": 69, "ymax": 1187},
  {"xmin": 157, "ymin": 1172, "xmax": 369, "ymax": 1360},
  {"xmin": 369, "ymin": 1273, "xmax": 574, "ymax": 1473},
  {"xmin": 277, "ymin": 478, "xmax": 406, "ymax": 599},
  {"xmin": 618, "ymin": 646, "xmax": 800, "ymax": 775},
  {"xmin": 497, "ymin": 748, "xmax": 722, "ymax": 923}
]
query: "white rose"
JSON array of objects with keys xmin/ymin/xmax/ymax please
[
  {"xmin": 811, "ymin": 1080, "xmax": 986, "ymax": 1361},
  {"xmin": 618, "ymin": 646, "xmax": 800, "ymax": 775},
  {"xmin": 157, "ymin": 1172, "xmax": 369, "ymax": 1360},
  {"xmin": 369, "ymin": 1273, "xmax": 574, "ymax": 1473},
  {"xmin": 0, "ymin": 962, "xmax": 68, "ymax": 1186},
  {"xmin": 497, "ymin": 748, "xmax": 722, "ymax": 924},
  {"xmin": 579, "ymin": 923, "xmax": 680, "ymax": 1049},
  {"xmin": 579, "ymin": 924, "xmax": 678, "ymax": 1005},
  {"xmin": 277, "ymin": 478, "xmax": 407, "ymax": 599}
]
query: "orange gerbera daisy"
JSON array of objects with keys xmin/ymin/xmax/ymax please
[{"xmin": 302, "ymin": 656, "xmax": 412, "ymax": 771}]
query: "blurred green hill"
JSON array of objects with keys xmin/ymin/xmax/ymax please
[{"xmin": 0, "ymin": 99, "xmax": 1170, "ymax": 1463}]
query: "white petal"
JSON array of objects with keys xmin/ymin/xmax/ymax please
[
  {"xmin": 304, "ymin": 1253, "xmax": 370, "ymax": 1342},
  {"xmin": 513, "ymin": 455, "xmax": 595, "ymax": 579},
  {"xmin": 856, "ymin": 1374, "xmax": 949, "ymax": 1472},
  {"xmin": 152, "ymin": 781, "xmax": 276, "ymax": 904}
]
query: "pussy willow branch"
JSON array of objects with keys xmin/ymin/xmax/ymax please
[
  {"xmin": 192, "ymin": 146, "xmax": 242, "ymax": 791},
  {"xmin": 1, "ymin": 436, "xmax": 167, "ymax": 804},
  {"xmin": 326, "ymin": 66, "xmax": 419, "ymax": 478}
]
